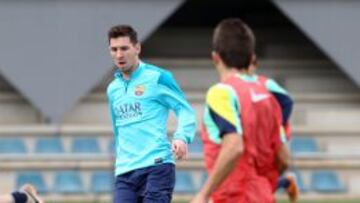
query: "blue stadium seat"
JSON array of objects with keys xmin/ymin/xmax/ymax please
[
  {"xmin": 0, "ymin": 138, "xmax": 26, "ymax": 154},
  {"xmin": 108, "ymin": 139, "xmax": 115, "ymax": 154},
  {"xmin": 35, "ymin": 137, "xmax": 63, "ymax": 153},
  {"xmin": 16, "ymin": 171, "xmax": 48, "ymax": 194},
  {"xmin": 198, "ymin": 171, "xmax": 208, "ymax": 191},
  {"xmin": 54, "ymin": 171, "xmax": 84, "ymax": 194},
  {"xmin": 90, "ymin": 171, "xmax": 113, "ymax": 193},
  {"xmin": 290, "ymin": 137, "xmax": 318, "ymax": 154},
  {"xmin": 311, "ymin": 170, "xmax": 346, "ymax": 193},
  {"xmin": 71, "ymin": 137, "xmax": 100, "ymax": 153},
  {"xmin": 189, "ymin": 135, "xmax": 203, "ymax": 156},
  {"xmin": 174, "ymin": 170, "xmax": 195, "ymax": 194}
]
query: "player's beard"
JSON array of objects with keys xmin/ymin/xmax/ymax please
[
  {"xmin": 121, "ymin": 65, "xmax": 132, "ymax": 73},
  {"xmin": 119, "ymin": 63, "xmax": 135, "ymax": 76}
]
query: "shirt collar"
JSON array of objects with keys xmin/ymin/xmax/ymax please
[
  {"xmin": 236, "ymin": 73, "xmax": 258, "ymax": 82},
  {"xmin": 114, "ymin": 61, "xmax": 145, "ymax": 81}
]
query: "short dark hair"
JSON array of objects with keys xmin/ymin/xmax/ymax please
[
  {"xmin": 212, "ymin": 18, "xmax": 255, "ymax": 70},
  {"xmin": 108, "ymin": 25, "xmax": 138, "ymax": 44}
]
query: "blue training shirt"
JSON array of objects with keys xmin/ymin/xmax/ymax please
[{"xmin": 107, "ymin": 61, "xmax": 197, "ymax": 176}]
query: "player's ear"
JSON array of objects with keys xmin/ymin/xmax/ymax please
[
  {"xmin": 250, "ymin": 54, "xmax": 257, "ymax": 66},
  {"xmin": 135, "ymin": 43, "xmax": 141, "ymax": 55},
  {"xmin": 211, "ymin": 51, "xmax": 221, "ymax": 66},
  {"xmin": 248, "ymin": 54, "xmax": 258, "ymax": 74}
]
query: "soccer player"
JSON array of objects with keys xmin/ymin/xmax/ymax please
[
  {"xmin": 191, "ymin": 18, "xmax": 287, "ymax": 203},
  {"xmin": 106, "ymin": 25, "xmax": 196, "ymax": 203},
  {"xmin": 249, "ymin": 60, "xmax": 299, "ymax": 202},
  {"xmin": 0, "ymin": 184, "xmax": 44, "ymax": 203}
]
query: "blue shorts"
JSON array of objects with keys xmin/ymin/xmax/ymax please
[{"xmin": 113, "ymin": 163, "xmax": 175, "ymax": 203}]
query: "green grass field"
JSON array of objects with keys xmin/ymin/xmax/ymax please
[
  {"xmin": 277, "ymin": 201, "xmax": 360, "ymax": 203},
  {"xmin": 176, "ymin": 201, "xmax": 360, "ymax": 203},
  {"xmin": 53, "ymin": 200, "xmax": 360, "ymax": 203}
]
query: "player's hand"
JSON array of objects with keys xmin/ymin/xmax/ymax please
[
  {"xmin": 190, "ymin": 193, "xmax": 208, "ymax": 203},
  {"xmin": 172, "ymin": 139, "xmax": 188, "ymax": 160}
]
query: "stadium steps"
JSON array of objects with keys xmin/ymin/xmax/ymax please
[
  {"xmin": 18, "ymin": 193, "xmax": 360, "ymax": 203},
  {"xmin": 0, "ymin": 59, "xmax": 358, "ymax": 126},
  {"xmin": 142, "ymin": 27, "xmax": 325, "ymax": 59},
  {"xmin": 0, "ymin": 145, "xmax": 357, "ymax": 198},
  {"xmin": 2, "ymin": 90, "xmax": 360, "ymax": 126},
  {"xmin": 2, "ymin": 169, "xmax": 358, "ymax": 202},
  {"xmin": 2, "ymin": 91, "xmax": 359, "ymax": 105},
  {"xmin": 94, "ymin": 58, "xmax": 352, "ymax": 92},
  {"xmin": 0, "ymin": 124, "xmax": 359, "ymax": 156},
  {"xmin": 0, "ymin": 58, "xmax": 359, "ymax": 198},
  {"xmin": 1, "ymin": 117, "xmax": 358, "ymax": 134},
  {"xmin": 3, "ymin": 155, "xmax": 360, "ymax": 171},
  {"xmin": 7, "ymin": 169, "xmax": 205, "ymax": 197},
  {"xmin": 9, "ymin": 193, "xmax": 360, "ymax": 203}
]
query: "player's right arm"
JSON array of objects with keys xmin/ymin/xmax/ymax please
[
  {"xmin": 195, "ymin": 133, "xmax": 243, "ymax": 202},
  {"xmin": 265, "ymin": 78, "xmax": 292, "ymax": 173},
  {"xmin": 192, "ymin": 84, "xmax": 243, "ymax": 203}
]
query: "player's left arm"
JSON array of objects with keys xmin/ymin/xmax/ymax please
[
  {"xmin": 265, "ymin": 78, "xmax": 294, "ymax": 138},
  {"xmin": 265, "ymin": 78, "xmax": 293, "ymax": 124},
  {"xmin": 273, "ymin": 124, "xmax": 290, "ymax": 174},
  {"xmin": 157, "ymin": 71, "xmax": 197, "ymax": 159},
  {"xmin": 276, "ymin": 141, "xmax": 289, "ymax": 174}
]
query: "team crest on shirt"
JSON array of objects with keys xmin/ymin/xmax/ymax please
[{"xmin": 134, "ymin": 85, "xmax": 145, "ymax": 96}]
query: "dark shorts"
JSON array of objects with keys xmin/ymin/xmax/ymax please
[{"xmin": 113, "ymin": 163, "xmax": 175, "ymax": 203}]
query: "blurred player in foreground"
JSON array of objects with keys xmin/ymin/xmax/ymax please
[
  {"xmin": 0, "ymin": 184, "xmax": 44, "ymax": 203},
  {"xmin": 191, "ymin": 18, "xmax": 288, "ymax": 203}
]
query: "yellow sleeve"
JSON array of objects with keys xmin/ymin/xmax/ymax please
[{"xmin": 205, "ymin": 84, "xmax": 242, "ymax": 136}]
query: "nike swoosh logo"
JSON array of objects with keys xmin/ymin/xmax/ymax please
[{"xmin": 250, "ymin": 89, "xmax": 270, "ymax": 102}]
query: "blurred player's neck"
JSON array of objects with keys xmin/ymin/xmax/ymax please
[{"xmin": 220, "ymin": 67, "xmax": 250, "ymax": 81}]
